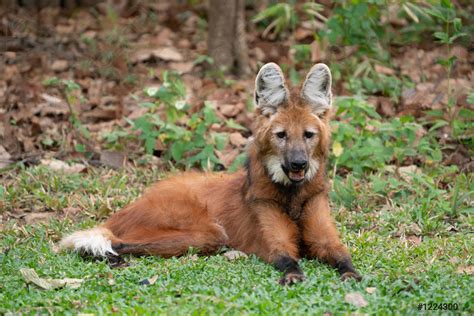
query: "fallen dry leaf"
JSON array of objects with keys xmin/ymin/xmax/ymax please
[
  {"xmin": 24, "ymin": 212, "xmax": 55, "ymax": 225},
  {"xmin": 229, "ymin": 133, "xmax": 247, "ymax": 147},
  {"xmin": 100, "ymin": 151, "xmax": 126, "ymax": 169},
  {"xmin": 62, "ymin": 206, "xmax": 81, "ymax": 218},
  {"xmin": 215, "ymin": 148, "xmax": 240, "ymax": 169},
  {"xmin": 41, "ymin": 159, "xmax": 86, "ymax": 174},
  {"xmin": 37, "ymin": 99, "xmax": 69, "ymax": 116},
  {"xmin": 223, "ymin": 250, "xmax": 248, "ymax": 261},
  {"xmin": 219, "ymin": 104, "xmax": 241, "ymax": 117},
  {"xmin": 406, "ymin": 223, "xmax": 422, "ymax": 236},
  {"xmin": 139, "ymin": 275, "xmax": 159, "ymax": 285},
  {"xmin": 294, "ymin": 27, "xmax": 313, "ymax": 41},
  {"xmin": 51, "ymin": 59, "xmax": 69, "ymax": 72},
  {"xmin": 50, "ymin": 243, "xmax": 60, "ymax": 254},
  {"xmin": 449, "ymin": 257, "xmax": 459, "ymax": 264},
  {"xmin": 399, "ymin": 165, "xmax": 421, "ymax": 182},
  {"xmin": 82, "ymin": 107, "xmax": 117, "ymax": 121},
  {"xmin": 152, "ymin": 47, "xmax": 183, "ymax": 62},
  {"xmin": 169, "ymin": 62, "xmax": 194, "ymax": 74},
  {"xmin": 369, "ymin": 96, "xmax": 394, "ymax": 117},
  {"xmin": 0, "ymin": 145, "xmax": 13, "ymax": 169},
  {"xmin": 130, "ymin": 49, "xmax": 153, "ymax": 63},
  {"xmin": 406, "ymin": 235, "xmax": 422, "ymax": 246},
  {"xmin": 311, "ymin": 40, "xmax": 326, "ymax": 63},
  {"xmin": 345, "ymin": 292, "xmax": 368, "ymax": 308},
  {"xmin": 41, "ymin": 93, "xmax": 63, "ymax": 105},
  {"xmin": 365, "ymin": 287, "xmax": 376, "ymax": 294},
  {"xmin": 456, "ymin": 266, "xmax": 474, "ymax": 275},
  {"xmin": 20, "ymin": 268, "xmax": 83, "ymax": 290},
  {"xmin": 374, "ymin": 64, "xmax": 395, "ymax": 76},
  {"xmin": 188, "ymin": 254, "xmax": 199, "ymax": 261}
]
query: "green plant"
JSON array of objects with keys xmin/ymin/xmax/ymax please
[
  {"xmin": 424, "ymin": 1, "xmax": 470, "ymax": 145},
  {"xmin": 253, "ymin": 3, "xmax": 298, "ymax": 39},
  {"xmin": 42, "ymin": 78, "xmax": 91, "ymax": 154},
  {"xmin": 321, "ymin": 1, "xmax": 389, "ymax": 61},
  {"xmin": 193, "ymin": 55, "xmax": 214, "ymax": 66},
  {"xmin": 195, "ymin": 55, "xmax": 236, "ymax": 88},
  {"xmin": 1, "ymin": 165, "xmax": 472, "ymax": 314},
  {"xmin": 106, "ymin": 72, "xmax": 228, "ymax": 170},
  {"xmin": 430, "ymin": 1, "xmax": 468, "ymax": 101},
  {"xmin": 291, "ymin": 44, "xmax": 311, "ymax": 65},
  {"xmin": 407, "ymin": 1, "xmax": 473, "ymax": 150},
  {"xmin": 330, "ymin": 97, "xmax": 442, "ymax": 175},
  {"xmin": 318, "ymin": 2, "xmax": 414, "ymax": 101},
  {"xmin": 253, "ymin": 2, "xmax": 326, "ymax": 39},
  {"xmin": 80, "ymin": 11, "xmax": 130, "ymax": 82},
  {"xmin": 346, "ymin": 70, "xmax": 409, "ymax": 102}
]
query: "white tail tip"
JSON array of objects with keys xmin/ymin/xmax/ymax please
[{"xmin": 60, "ymin": 227, "xmax": 117, "ymax": 257}]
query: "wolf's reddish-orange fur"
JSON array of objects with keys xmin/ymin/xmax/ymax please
[
  {"xmin": 105, "ymin": 102, "xmax": 334, "ymax": 260},
  {"xmin": 62, "ymin": 63, "xmax": 360, "ymax": 284}
]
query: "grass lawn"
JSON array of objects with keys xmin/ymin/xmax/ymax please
[{"xmin": 0, "ymin": 165, "xmax": 472, "ymax": 314}]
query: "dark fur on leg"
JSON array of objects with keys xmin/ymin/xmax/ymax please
[
  {"xmin": 106, "ymin": 253, "xmax": 129, "ymax": 268},
  {"xmin": 274, "ymin": 255, "xmax": 305, "ymax": 285},
  {"xmin": 336, "ymin": 257, "xmax": 361, "ymax": 281}
]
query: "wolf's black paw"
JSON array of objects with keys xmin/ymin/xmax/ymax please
[
  {"xmin": 107, "ymin": 253, "xmax": 129, "ymax": 268},
  {"xmin": 340, "ymin": 271, "xmax": 362, "ymax": 282},
  {"xmin": 279, "ymin": 272, "xmax": 305, "ymax": 286}
]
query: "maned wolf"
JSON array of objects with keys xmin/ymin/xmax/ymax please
[{"xmin": 61, "ymin": 63, "xmax": 361, "ymax": 285}]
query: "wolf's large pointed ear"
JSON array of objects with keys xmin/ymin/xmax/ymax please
[
  {"xmin": 254, "ymin": 63, "xmax": 288, "ymax": 115},
  {"xmin": 301, "ymin": 63, "xmax": 332, "ymax": 115}
]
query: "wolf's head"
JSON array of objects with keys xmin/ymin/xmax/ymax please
[{"xmin": 253, "ymin": 63, "xmax": 332, "ymax": 186}]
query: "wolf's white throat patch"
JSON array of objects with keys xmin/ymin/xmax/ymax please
[
  {"xmin": 306, "ymin": 159, "xmax": 319, "ymax": 181},
  {"xmin": 264, "ymin": 155, "xmax": 291, "ymax": 185},
  {"xmin": 264, "ymin": 156, "xmax": 319, "ymax": 185}
]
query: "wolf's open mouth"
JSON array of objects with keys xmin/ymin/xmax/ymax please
[{"xmin": 288, "ymin": 170, "xmax": 305, "ymax": 182}]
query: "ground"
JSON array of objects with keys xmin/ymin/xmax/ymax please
[{"xmin": 0, "ymin": 165, "xmax": 472, "ymax": 314}]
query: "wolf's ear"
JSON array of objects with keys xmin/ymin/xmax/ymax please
[
  {"xmin": 254, "ymin": 63, "xmax": 288, "ymax": 115},
  {"xmin": 301, "ymin": 63, "xmax": 332, "ymax": 115}
]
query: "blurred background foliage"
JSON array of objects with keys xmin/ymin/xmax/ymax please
[{"xmin": 0, "ymin": 0, "xmax": 472, "ymax": 217}]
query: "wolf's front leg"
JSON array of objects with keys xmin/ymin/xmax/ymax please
[
  {"xmin": 255, "ymin": 203, "xmax": 304, "ymax": 285},
  {"xmin": 301, "ymin": 194, "xmax": 361, "ymax": 281}
]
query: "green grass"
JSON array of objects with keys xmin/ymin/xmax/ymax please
[{"xmin": 0, "ymin": 165, "xmax": 472, "ymax": 314}]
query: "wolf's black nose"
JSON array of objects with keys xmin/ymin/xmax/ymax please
[{"xmin": 290, "ymin": 160, "xmax": 307, "ymax": 170}]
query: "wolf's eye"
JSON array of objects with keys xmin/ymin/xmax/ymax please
[
  {"xmin": 304, "ymin": 131, "xmax": 315, "ymax": 139},
  {"xmin": 276, "ymin": 131, "xmax": 287, "ymax": 139}
]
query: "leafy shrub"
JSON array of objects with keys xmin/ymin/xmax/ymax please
[
  {"xmin": 104, "ymin": 72, "xmax": 237, "ymax": 170},
  {"xmin": 321, "ymin": 1, "xmax": 389, "ymax": 61},
  {"xmin": 105, "ymin": 72, "xmax": 229, "ymax": 170},
  {"xmin": 346, "ymin": 72, "xmax": 410, "ymax": 102},
  {"xmin": 253, "ymin": 2, "xmax": 325, "ymax": 39},
  {"xmin": 43, "ymin": 77, "xmax": 91, "ymax": 153},
  {"xmin": 330, "ymin": 97, "xmax": 442, "ymax": 175},
  {"xmin": 253, "ymin": 3, "xmax": 298, "ymax": 39}
]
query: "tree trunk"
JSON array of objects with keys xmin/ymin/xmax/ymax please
[
  {"xmin": 207, "ymin": 0, "xmax": 249, "ymax": 76},
  {"xmin": 255, "ymin": 0, "xmax": 268, "ymax": 12},
  {"xmin": 234, "ymin": 0, "xmax": 250, "ymax": 76},
  {"xmin": 0, "ymin": 0, "xmax": 104, "ymax": 9}
]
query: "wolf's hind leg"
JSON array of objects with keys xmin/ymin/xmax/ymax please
[{"xmin": 112, "ymin": 223, "xmax": 228, "ymax": 258}]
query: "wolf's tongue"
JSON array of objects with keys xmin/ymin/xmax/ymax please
[{"xmin": 289, "ymin": 170, "xmax": 305, "ymax": 181}]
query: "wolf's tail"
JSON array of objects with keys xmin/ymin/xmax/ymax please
[{"xmin": 60, "ymin": 226, "xmax": 119, "ymax": 257}]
